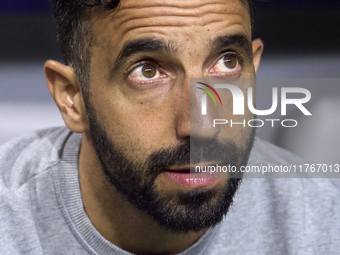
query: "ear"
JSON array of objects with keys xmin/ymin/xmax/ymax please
[
  {"xmin": 252, "ymin": 39, "xmax": 264, "ymax": 73},
  {"xmin": 44, "ymin": 60, "xmax": 89, "ymax": 133}
]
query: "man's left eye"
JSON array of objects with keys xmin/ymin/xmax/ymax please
[{"xmin": 209, "ymin": 53, "xmax": 241, "ymax": 77}]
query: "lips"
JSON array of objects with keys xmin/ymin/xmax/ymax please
[{"xmin": 163, "ymin": 165, "xmax": 218, "ymax": 187}]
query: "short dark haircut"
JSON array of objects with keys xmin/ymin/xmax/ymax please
[{"xmin": 49, "ymin": 0, "xmax": 253, "ymax": 97}]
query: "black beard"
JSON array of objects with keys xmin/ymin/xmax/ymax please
[{"xmin": 85, "ymin": 100, "xmax": 255, "ymax": 234}]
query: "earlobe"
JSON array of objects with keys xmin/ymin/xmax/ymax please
[
  {"xmin": 252, "ymin": 39, "xmax": 264, "ymax": 73},
  {"xmin": 44, "ymin": 60, "xmax": 89, "ymax": 133}
]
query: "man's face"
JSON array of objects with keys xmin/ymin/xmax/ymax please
[{"xmin": 85, "ymin": 0, "xmax": 255, "ymax": 233}]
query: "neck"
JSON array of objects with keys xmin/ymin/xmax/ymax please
[{"xmin": 78, "ymin": 133, "xmax": 207, "ymax": 254}]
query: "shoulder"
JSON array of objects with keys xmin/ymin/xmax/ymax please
[
  {"xmin": 211, "ymin": 139, "xmax": 339, "ymax": 254},
  {"xmin": 245, "ymin": 137, "xmax": 338, "ymax": 203},
  {"xmin": 0, "ymin": 127, "xmax": 75, "ymax": 255},
  {"xmin": 0, "ymin": 127, "xmax": 72, "ymax": 191}
]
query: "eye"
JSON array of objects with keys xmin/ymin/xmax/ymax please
[
  {"xmin": 141, "ymin": 64, "xmax": 157, "ymax": 78},
  {"xmin": 223, "ymin": 54, "xmax": 237, "ymax": 69},
  {"xmin": 209, "ymin": 53, "xmax": 241, "ymax": 77},
  {"xmin": 128, "ymin": 62, "xmax": 166, "ymax": 82}
]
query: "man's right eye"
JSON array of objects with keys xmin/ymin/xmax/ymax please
[
  {"xmin": 128, "ymin": 62, "xmax": 166, "ymax": 83},
  {"xmin": 141, "ymin": 64, "xmax": 157, "ymax": 78}
]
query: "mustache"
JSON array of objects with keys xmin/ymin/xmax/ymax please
[{"xmin": 146, "ymin": 138, "xmax": 242, "ymax": 176}]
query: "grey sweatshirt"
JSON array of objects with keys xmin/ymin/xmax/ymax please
[{"xmin": 0, "ymin": 127, "xmax": 338, "ymax": 255}]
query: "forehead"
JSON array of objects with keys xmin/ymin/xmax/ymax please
[{"xmin": 90, "ymin": 0, "xmax": 251, "ymax": 58}]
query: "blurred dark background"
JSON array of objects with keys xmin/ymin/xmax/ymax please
[
  {"xmin": 1, "ymin": 0, "xmax": 339, "ymax": 61},
  {"xmin": 1, "ymin": 0, "xmax": 340, "ymax": 172}
]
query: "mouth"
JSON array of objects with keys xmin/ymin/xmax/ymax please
[
  {"xmin": 164, "ymin": 166, "xmax": 191, "ymax": 173},
  {"xmin": 163, "ymin": 163, "xmax": 221, "ymax": 188}
]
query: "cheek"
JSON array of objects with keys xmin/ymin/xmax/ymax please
[
  {"xmin": 90, "ymin": 84, "xmax": 177, "ymax": 160},
  {"xmin": 216, "ymin": 79, "xmax": 255, "ymax": 148}
]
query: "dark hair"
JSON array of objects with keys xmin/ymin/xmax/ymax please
[{"xmin": 49, "ymin": 0, "xmax": 253, "ymax": 95}]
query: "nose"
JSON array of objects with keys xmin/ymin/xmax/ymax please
[{"xmin": 175, "ymin": 77, "xmax": 222, "ymax": 142}]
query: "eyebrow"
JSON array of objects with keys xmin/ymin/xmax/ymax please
[
  {"xmin": 211, "ymin": 34, "xmax": 253, "ymax": 63},
  {"xmin": 109, "ymin": 34, "xmax": 252, "ymax": 79},
  {"xmin": 109, "ymin": 39, "xmax": 176, "ymax": 80}
]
